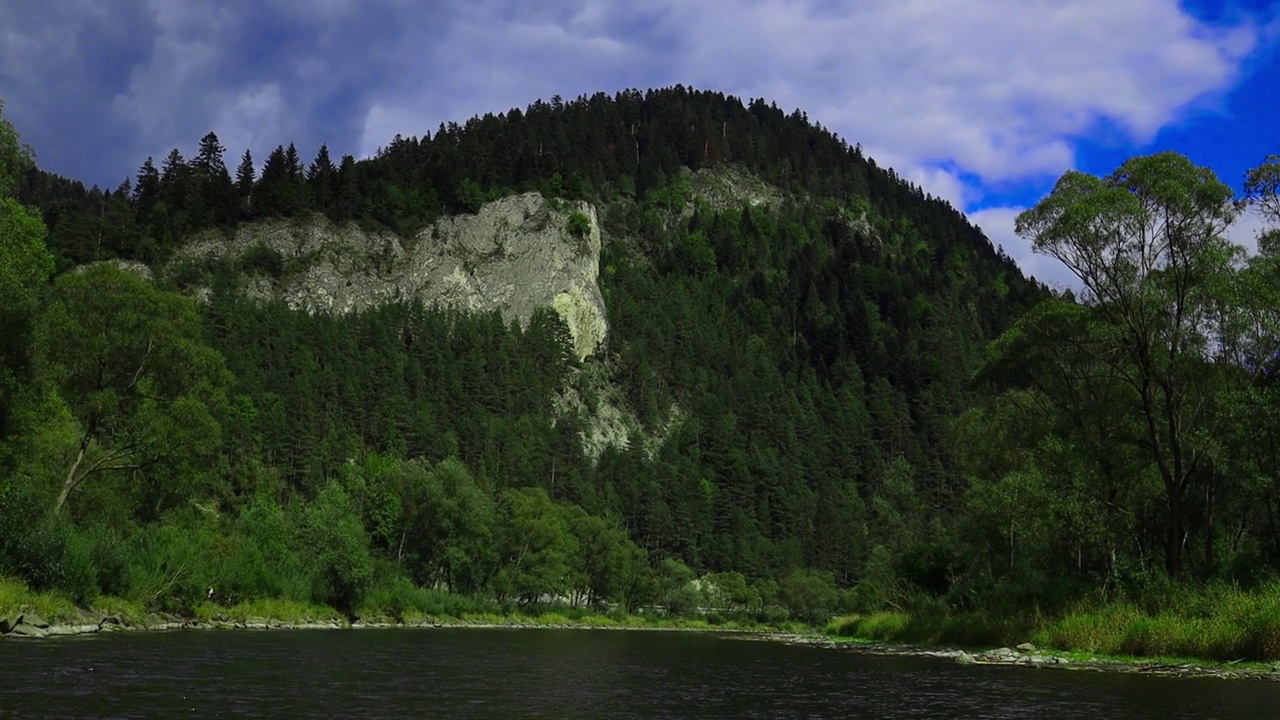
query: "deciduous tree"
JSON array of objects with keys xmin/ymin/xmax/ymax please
[
  {"xmin": 35, "ymin": 264, "xmax": 230, "ymax": 516},
  {"xmin": 1015, "ymin": 152, "xmax": 1239, "ymax": 578}
]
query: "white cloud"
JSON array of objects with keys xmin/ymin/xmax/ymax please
[
  {"xmin": 500, "ymin": 0, "xmax": 1255, "ymax": 185},
  {"xmin": 968, "ymin": 206, "xmax": 1080, "ymax": 290},
  {"xmin": 4, "ymin": 0, "xmax": 1271, "ymax": 291},
  {"xmin": 1229, "ymin": 205, "xmax": 1274, "ymax": 255},
  {"xmin": 215, "ymin": 84, "xmax": 287, "ymax": 166},
  {"xmin": 346, "ymin": 0, "xmax": 1261, "ymax": 280}
]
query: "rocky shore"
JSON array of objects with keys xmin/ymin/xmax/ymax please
[
  {"xmin": 0, "ymin": 610, "xmax": 746, "ymax": 640},
  {"xmin": 9, "ymin": 612, "xmax": 1278, "ymax": 682},
  {"xmin": 0, "ymin": 610, "xmax": 359, "ymax": 639},
  {"xmin": 755, "ymin": 634, "xmax": 1280, "ymax": 682}
]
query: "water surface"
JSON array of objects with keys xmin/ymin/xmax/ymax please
[{"xmin": 1, "ymin": 628, "xmax": 1277, "ymax": 718}]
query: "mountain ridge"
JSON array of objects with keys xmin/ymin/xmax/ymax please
[{"xmin": 2, "ymin": 86, "xmax": 1050, "ymax": 628}]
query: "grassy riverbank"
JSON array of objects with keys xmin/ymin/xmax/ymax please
[
  {"xmin": 0, "ymin": 576, "xmax": 808, "ymax": 635},
  {"xmin": 825, "ymin": 582, "xmax": 1280, "ymax": 664},
  {"xmin": 16, "ymin": 567, "xmax": 1280, "ymax": 674}
]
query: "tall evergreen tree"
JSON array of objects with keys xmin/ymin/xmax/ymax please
[
  {"xmin": 235, "ymin": 149, "xmax": 256, "ymax": 216},
  {"xmin": 192, "ymin": 132, "xmax": 234, "ymax": 227},
  {"xmin": 308, "ymin": 144, "xmax": 336, "ymax": 213}
]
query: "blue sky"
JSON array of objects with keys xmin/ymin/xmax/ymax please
[{"xmin": 1, "ymin": 0, "xmax": 1277, "ymax": 287}]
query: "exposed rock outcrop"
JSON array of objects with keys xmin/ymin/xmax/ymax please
[{"xmin": 176, "ymin": 193, "xmax": 607, "ymax": 360}]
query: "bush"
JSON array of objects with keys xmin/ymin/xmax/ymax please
[
  {"xmin": 215, "ymin": 499, "xmax": 308, "ymax": 602},
  {"xmin": 86, "ymin": 525, "xmax": 133, "ymax": 598},
  {"xmin": 0, "ymin": 577, "xmax": 79, "ymax": 621},
  {"xmin": 781, "ymin": 568, "xmax": 838, "ymax": 624},
  {"xmin": 239, "ymin": 244, "xmax": 285, "ymax": 279},
  {"xmin": 566, "ymin": 211, "xmax": 592, "ymax": 239},
  {"xmin": 827, "ymin": 612, "xmax": 911, "ymax": 641},
  {"xmin": 59, "ymin": 529, "xmax": 100, "ymax": 606},
  {"xmin": 126, "ymin": 516, "xmax": 218, "ymax": 614},
  {"xmin": 1041, "ymin": 606, "xmax": 1138, "ymax": 655},
  {"xmin": 665, "ymin": 584, "xmax": 703, "ymax": 616},
  {"xmin": 300, "ymin": 483, "xmax": 375, "ymax": 617},
  {"xmin": 757, "ymin": 604, "xmax": 791, "ymax": 625},
  {"xmin": 7, "ymin": 524, "xmax": 69, "ymax": 592},
  {"xmin": 1248, "ymin": 606, "xmax": 1280, "ymax": 661},
  {"xmin": 361, "ymin": 573, "xmax": 419, "ymax": 622}
]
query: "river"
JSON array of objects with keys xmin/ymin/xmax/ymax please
[{"xmin": 2, "ymin": 628, "xmax": 1278, "ymax": 718}]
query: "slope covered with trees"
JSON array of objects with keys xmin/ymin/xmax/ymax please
[{"xmin": 8, "ymin": 87, "xmax": 1278, "ymax": 654}]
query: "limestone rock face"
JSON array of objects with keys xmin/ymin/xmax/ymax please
[{"xmin": 177, "ymin": 193, "xmax": 607, "ymax": 360}]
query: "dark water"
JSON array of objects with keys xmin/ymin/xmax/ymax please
[{"xmin": 2, "ymin": 629, "xmax": 1278, "ymax": 719}]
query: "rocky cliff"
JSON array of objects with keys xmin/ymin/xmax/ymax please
[
  {"xmin": 176, "ymin": 193, "xmax": 607, "ymax": 360},
  {"xmin": 173, "ymin": 166, "xmax": 788, "ymax": 459}
]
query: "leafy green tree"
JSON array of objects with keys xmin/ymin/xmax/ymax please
[
  {"xmin": 1245, "ymin": 151, "xmax": 1280, "ymax": 239},
  {"xmin": 1015, "ymin": 152, "xmax": 1239, "ymax": 578},
  {"xmin": 703, "ymin": 570, "xmax": 758, "ymax": 614},
  {"xmin": 780, "ymin": 568, "xmax": 838, "ymax": 623},
  {"xmin": 0, "ymin": 99, "xmax": 32, "ymax": 199},
  {"xmin": 220, "ymin": 497, "xmax": 308, "ymax": 601},
  {"xmin": 34, "ymin": 264, "xmax": 230, "ymax": 516},
  {"xmin": 0, "ymin": 105, "xmax": 53, "ymax": 474},
  {"xmin": 300, "ymin": 482, "xmax": 374, "ymax": 616},
  {"xmin": 425, "ymin": 458, "xmax": 497, "ymax": 593},
  {"xmin": 347, "ymin": 455, "xmax": 496, "ymax": 593},
  {"xmin": 562, "ymin": 504, "xmax": 648, "ymax": 607},
  {"xmin": 0, "ymin": 198, "xmax": 54, "ymax": 447},
  {"xmin": 494, "ymin": 486, "xmax": 576, "ymax": 602}
]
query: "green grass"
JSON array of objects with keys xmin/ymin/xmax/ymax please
[
  {"xmin": 824, "ymin": 583, "xmax": 1280, "ymax": 665},
  {"xmin": 1033, "ymin": 605, "xmax": 1140, "ymax": 655},
  {"xmin": 2, "ymin": 573, "xmax": 801, "ymax": 637},
  {"xmin": 89, "ymin": 595, "xmax": 147, "ymax": 625},
  {"xmin": 1036, "ymin": 584, "xmax": 1280, "ymax": 662},
  {"xmin": 359, "ymin": 583, "xmax": 498, "ymax": 621},
  {"xmin": 0, "ymin": 577, "xmax": 81, "ymax": 622},
  {"xmin": 194, "ymin": 597, "xmax": 344, "ymax": 624},
  {"xmin": 825, "ymin": 611, "xmax": 1030, "ymax": 648}
]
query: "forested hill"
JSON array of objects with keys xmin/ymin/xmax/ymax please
[{"xmin": 2, "ymin": 87, "xmax": 1046, "ymax": 622}]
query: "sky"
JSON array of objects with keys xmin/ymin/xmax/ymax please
[{"xmin": 1, "ymin": 0, "xmax": 1278, "ymax": 288}]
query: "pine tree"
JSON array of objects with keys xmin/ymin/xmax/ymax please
[
  {"xmin": 282, "ymin": 143, "xmax": 305, "ymax": 214},
  {"xmin": 191, "ymin": 132, "xmax": 234, "ymax": 226},
  {"xmin": 284, "ymin": 143, "xmax": 303, "ymax": 179},
  {"xmin": 235, "ymin": 149, "xmax": 255, "ymax": 216},
  {"xmin": 308, "ymin": 144, "xmax": 336, "ymax": 213},
  {"xmin": 257, "ymin": 145, "xmax": 288, "ymax": 216},
  {"xmin": 335, "ymin": 154, "xmax": 360, "ymax": 222},
  {"xmin": 134, "ymin": 157, "xmax": 160, "ymax": 217},
  {"xmin": 192, "ymin": 132, "xmax": 228, "ymax": 178}
]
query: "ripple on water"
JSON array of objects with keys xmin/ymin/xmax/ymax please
[{"xmin": 3, "ymin": 629, "xmax": 1280, "ymax": 718}]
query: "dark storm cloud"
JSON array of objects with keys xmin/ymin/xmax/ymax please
[
  {"xmin": 0, "ymin": 0, "xmax": 159, "ymax": 184},
  {"xmin": 0, "ymin": 0, "xmax": 450, "ymax": 186}
]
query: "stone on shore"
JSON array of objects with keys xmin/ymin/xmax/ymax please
[
  {"xmin": 16, "ymin": 613, "xmax": 49, "ymax": 629},
  {"xmin": 8, "ymin": 621, "xmax": 48, "ymax": 638},
  {"xmin": 46, "ymin": 624, "xmax": 100, "ymax": 637}
]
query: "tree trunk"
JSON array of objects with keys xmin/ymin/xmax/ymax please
[{"xmin": 53, "ymin": 435, "xmax": 90, "ymax": 515}]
